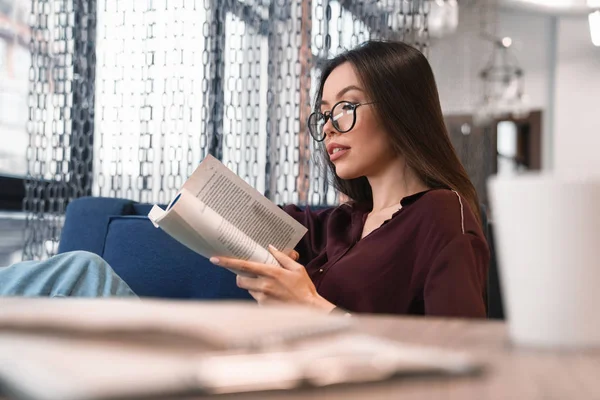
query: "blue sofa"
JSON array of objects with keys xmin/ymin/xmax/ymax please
[
  {"xmin": 58, "ymin": 196, "xmax": 503, "ymax": 319},
  {"xmin": 58, "ymin": 197, "xmax": 252, "ymax": 300}
]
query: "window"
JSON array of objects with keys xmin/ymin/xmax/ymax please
[
  {"xmin": 222, "ymin": 12, "xmax": 269, "ymax": 194},
  {"xmin": 17, "ymin": 0, "xmax": 379, "ymax": 211},
  {"xmin": 94, "ymin": 0, "xmax": 208, "ymax": 204},
  {"xmin": 0, "ymin": 1, "xmax": 30, "ymax": 261},
  {"xmin": 497, "ymin": 121, "xmax": 519, "ymax": 175},
  {"xmin": 0, "ymin": 211, "xmax": 26, "ymax": 265},
  {"xmin": 0, "ymin": 0, "xmax": 30, "ymax": 214},
  {"xmin": 0, "ymin": 0, "xmax": 29, "ymax": 178}
]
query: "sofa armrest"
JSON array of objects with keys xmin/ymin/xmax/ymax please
[{"xmin": 58, "ymin": 197, "xmax": 135, "ymax": 255}]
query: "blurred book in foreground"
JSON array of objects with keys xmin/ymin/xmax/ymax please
[{"xmin": 0, "ymin": 298, "xmax": 481, "ymax": 400}]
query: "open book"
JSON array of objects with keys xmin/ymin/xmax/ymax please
[{"xmin": 148, "ymin": 155, "xmax": 307, "ymax": 272}]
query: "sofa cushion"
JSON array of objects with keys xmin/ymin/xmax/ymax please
[
  {"xmin": 101, "ymin": 215, "xmax": 251, "ymax": 300},
  {"xmin": 58, "ymin": 197, "xmax": 135, "ymax": 255},
  {"xmin": 132, "ymin": 203, "xmax": 156, "ymax": 216}
]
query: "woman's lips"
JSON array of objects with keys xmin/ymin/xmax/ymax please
[{"xmin": 330, "ymin": 148, "xmax": 350, "ymax": 162}]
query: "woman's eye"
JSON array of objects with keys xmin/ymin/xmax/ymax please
[{"xmin": 342, "ymin": 103, "xmax": 355, "ymax": 111}]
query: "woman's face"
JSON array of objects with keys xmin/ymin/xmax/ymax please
[{"xmin": 321, "ymin": 62, "xmax": 397, "ymax": 180}]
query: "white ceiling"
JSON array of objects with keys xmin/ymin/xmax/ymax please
[{"xmin": 500, "ymin": 0, "xmax": 597, "ymax": 14}]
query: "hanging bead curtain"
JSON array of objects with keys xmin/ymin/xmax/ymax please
[{"xmin": 23, "ymin": 0, "xmax": 430, "ymax": 259}]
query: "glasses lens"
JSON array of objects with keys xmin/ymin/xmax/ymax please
[
  {"xmin": 331, "ymin": 101, "xmax": 355, "ymax": 132},
  {"xmin": 308, "ymin": 112, "xmax": 326, "ymax": 141}
]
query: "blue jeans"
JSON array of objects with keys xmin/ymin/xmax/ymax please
[{"xmin": 0, "ymin": 251, "xmax": 137, "ymax": 297}]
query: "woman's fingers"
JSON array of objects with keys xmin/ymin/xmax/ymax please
[
  {"xmin": 248, "ymin": 290, "xmax": 273, "ymax": 305},
  {"xmin": 236, "ymin": 274, "xmax": 263, "ymax": 292},
  {"xmin": 283, "ymin": 248, "xmax": 300, "ymax": 261},
  {"xmin": 248, "ymin": 290, "xmax": 264, "ymax": 302},
  {"xmin": 268, "ymin": 245, "xmax": 301, "ymax": 271},
  {"xmin": 210, "ymin": 256, "xmax": 280, "ymax": 277}
]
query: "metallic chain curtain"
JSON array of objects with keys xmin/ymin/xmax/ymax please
[
  {"xmin": 24, "ymin": 0, "xmax": 96, "ymax": 259},
  {"xmin": 23, "ymin": 0, "xmax": 430, "ymax": 260}
]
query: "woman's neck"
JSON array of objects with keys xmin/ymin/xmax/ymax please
[{"xmin": 367, "ymin": 158, "xmax": 429, "ymax": 213}]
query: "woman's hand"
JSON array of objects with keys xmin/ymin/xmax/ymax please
[{"xmin": 209, "ymin": 246, "xmax": 335, "ymax": 312}]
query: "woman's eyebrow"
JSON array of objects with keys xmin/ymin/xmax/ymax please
[
  {"xmin": 336, "ymin": 85, "xmax": 364, "ymax": 98},
  {"xmin": 320, "ymin": 85, "xmax": 365, "ymax": 107}
]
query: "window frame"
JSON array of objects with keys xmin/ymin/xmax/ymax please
[{"xmin": 0, "ymin": 175, "xmax": 25, "ymax": 211}]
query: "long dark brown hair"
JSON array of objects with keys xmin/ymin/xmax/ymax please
[{"xmin": 314, "ymin": 40, "xmax": 481, "ymax": 224}]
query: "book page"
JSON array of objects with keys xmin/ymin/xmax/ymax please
[
  {"xmin": 148, "ymin": 194, "xmax": 216, "ymax": 258},
  {"xmin": 182, "ymin": 155, "xmax": 307, "ymax": 251},
  {"xmin": 149, "ymin": 189, "xmax": 278, "ymax": 269}
]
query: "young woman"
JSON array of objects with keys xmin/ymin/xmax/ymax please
[
  {"xmin": 210, "ymin": 41, "xmax": 489, "ymax": 317},
  {"xmin": 0, "ymin": 41, "xmax": 488, "ymax": 318}
]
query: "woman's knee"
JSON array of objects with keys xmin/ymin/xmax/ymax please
[
  {"xmin": 58, "ymin": 251, "xmax": 110, "ymax": 272},
  {"xmin": 51, "ymin": 251, "xmax": 135, "ymax": 297},
  {"xmin": 49, "ymin": 251, "xmax": 117, "ymax": 286}
]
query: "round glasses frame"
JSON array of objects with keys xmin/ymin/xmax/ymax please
[{"xmin": 307, "ymin": 100, "xmax": 376, "ymax": 142}]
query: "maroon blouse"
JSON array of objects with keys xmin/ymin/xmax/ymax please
[{"xmin": 284, "ymin": 189, "xmax": 489, "ymax": 318}]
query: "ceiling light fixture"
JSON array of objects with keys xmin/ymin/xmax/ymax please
[
  {"xmin": 590, "ymin": 0, "xmax": 600, "ymax": 47},
  {"xmin": 590, "ymin": 10, "xmax": 600, "ymax": 46},
  {"xmin": 520, "ymin": 0, "xmax": 579, "ymax": 8},
  {"xmin": 588, "ymin": 0, "xmax": 600, "ymax": 8},
  {"xmin": 475, "ymin": 36, "xmax": 530, "ymax": 127}
]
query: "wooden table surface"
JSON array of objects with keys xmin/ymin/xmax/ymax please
[
  {"xmin": 217, "ymin": 315, "xmax": 600, "ymax": 400},
  {"xmin": 1, "ymin": 314, "xmax": 597, "ymax": 400}
]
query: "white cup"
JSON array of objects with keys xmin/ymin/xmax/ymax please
[{"xmin": 488, "ymin": 174, "xmax": 600, "ymax": 349}]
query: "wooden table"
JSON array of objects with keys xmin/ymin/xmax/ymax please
[
  {"xmin": 220, "ymin": 316, "xmax": 600, "ymax": 400},
  {"xmin": 1, "ymin": 314, "xmax": 597, "ymax": 400}
]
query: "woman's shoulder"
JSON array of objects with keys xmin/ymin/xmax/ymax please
[{"xmin": 407, "ymin": 189, "xmax": 482, "ymax": 237}]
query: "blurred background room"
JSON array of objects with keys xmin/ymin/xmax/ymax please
[{"xmin": 0, "ymin": 0, "xmax": 598, "ymax": 264}]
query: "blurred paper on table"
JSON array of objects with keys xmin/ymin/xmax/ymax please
[
  {"xmin": 0, "ymin": 332, "xmax": 481, "ymax": 400},
  {"xmin": 0, "ymin": 298, "xmax": 482, "ymax": 400},
  {"xmin": 0, "ymin": 298, "xmax": 350, "ymax": 350}
]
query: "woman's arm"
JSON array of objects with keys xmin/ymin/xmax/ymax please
[{"xmin": 423, "ymin": 234, "xmax": 489, "ymax": 318}]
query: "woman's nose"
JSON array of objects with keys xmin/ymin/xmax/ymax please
[{"xmin": 322, "ymin": 117, "xmax": 337, "ymax": 139}]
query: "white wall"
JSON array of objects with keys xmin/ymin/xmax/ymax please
[
  {"xmin": 553, "ymin": 16, "xmax": 600, "ymax": 174},
  {"xmin": 497, "ymin": 10, "xmax": 555, "ymax": 171},
  {"xmin": 430, "ymin": 7, "xmax": 555, "ymax": 168},
  {"xmin": 429, "ymin": 7, "xmax": 600, "ymax": 172},
  {"xmin": 497, "ymin": 10, "xmax": 554, "ymax": 114},
  {"xmin": 430, "ymin": 8, "xmax": 553, "ymax": 118},
  {"xmin": 429, "ymin": 5, "xmax": 489, "ymax": 115}
]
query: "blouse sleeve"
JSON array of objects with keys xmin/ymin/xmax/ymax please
[
  {"xmin": 281, "ymin": 205, "xmax": 334, "ymax": 265},
  {"xmin": 423, "ymin": 234, "xmax": 489, "ymax": 318}
]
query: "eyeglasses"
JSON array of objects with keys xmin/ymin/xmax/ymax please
[{"xmin": 307, "ymin": 100, "xmax": 376, "ymax": 142}]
